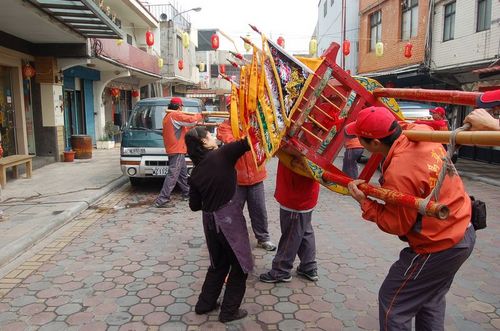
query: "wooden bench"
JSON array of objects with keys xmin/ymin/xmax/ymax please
[{"xmin": 0, "ymin": 155, "xmax": 34, "ymax": 189}]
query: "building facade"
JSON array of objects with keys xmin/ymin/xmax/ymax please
[
  {"xmin": 0, "ymin": 0, "xmax": 162, "ymax": 164},
  {"xmin": 144, "ymin": 3, "xmax": 200, "ymax": 97},
  {"xmin": 358, "ymin": 0, "xmax": 433, "ymax": 87},
  {"xmin": 431, "ymin": 0, "xmax": 499, "ymax": 163},
  {"xmin": 316, "ymin": 0, "xmax": 359, "ymax": 74}
]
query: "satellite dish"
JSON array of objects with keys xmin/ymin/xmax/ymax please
[{"xmin": 160, "ymin": 13, "xmax": 167, "ymax": 21}]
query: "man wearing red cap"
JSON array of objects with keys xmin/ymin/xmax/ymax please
[
  {"xmin": 153, "ymin": 97, "xmax": 203, "ymax": 208},
  {"xmin": 345, "ymin": 106, "xmax": 475, "ymax": 330},
  {"xmin": 216, "ymin": 95, "xmax": 276, "ymax": 251},
  {"xmin": 414, "ymin": 106, "xmax": 449, "ymax": 131}
]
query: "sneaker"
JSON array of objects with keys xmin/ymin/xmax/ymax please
[
  {"xmin": 296, "ymin": 268, "xmax": 319, "ymax": 281},
  {"xmin": 259, "ymin": 272, "xmax": 292, "ymax": 283},
  {"xmin": 181, "ymin": 194, "xmax": 190, "ymax": 201},
  {"xmin": 257, "ymin": 241, "xmax": 277, "ymax": 251},
  {"xmin": 219, "ymin": 309, "xmax": 248, "ymax": 323},
  {"xmin": 152, "ymin": 200, "xmax": 174, "ymax": 208}
]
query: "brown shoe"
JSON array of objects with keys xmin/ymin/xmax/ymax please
[{"xmin": 219, "ymin": 309, "xmax": 248, "ymax": 323}]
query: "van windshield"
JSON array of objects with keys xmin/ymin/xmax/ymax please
[
  {"xmin": 128, "ymin": 105, "xmax": 166, "ymax": 130},
  {"xmin": 128, "ymin": 104, "xmax": 201, "ymax": 130}
]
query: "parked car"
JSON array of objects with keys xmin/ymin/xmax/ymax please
[
  {"xmin": 120, "ymin": 97, "xmax": 204, "ymax": 186},
  {"xmin": 204, "ymin": 105, "xmax": 227, "ymax": 138},
  {"xmin": 397, "ymin": 101, "xmax": 432, "ymax": 120}
]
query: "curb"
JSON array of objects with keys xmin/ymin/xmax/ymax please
[{"xmin": 0, "ymin": 176, "xmax": 128, "ymax": 267}]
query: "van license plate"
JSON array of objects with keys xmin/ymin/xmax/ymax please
[{"xmin": 152, "ymin": 167, "xmax": 168, "ymax": 176}]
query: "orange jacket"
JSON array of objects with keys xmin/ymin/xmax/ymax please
[
  {"xmin": 344, "ymin": 137, "xmax": 363, "ymax": 149},
  {"xmin": 216, "ymin": 120, "xmax": 267, "ymax": 185},
  {"xmin": 163, "ymin": 111, "xmax": 202, "ymax": 154},
  {"xmin": 360, "ymin": 123, "xmax": 471, "ymax": 254}
]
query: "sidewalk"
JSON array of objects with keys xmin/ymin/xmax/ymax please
[{"xmin": 0, "ymin": 148, "xmax": 127, "ymax": 266}]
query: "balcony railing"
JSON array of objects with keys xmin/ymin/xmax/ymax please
[
  {"xmin": 143, "ymin": 3, "xmax": 191, "ymax": 31},
  {"xmin": 97, "ymin": 38, "xmax": 161, "ymax": 76}
]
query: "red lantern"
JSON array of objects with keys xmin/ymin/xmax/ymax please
[
  {"xmin": 342, "ymin": 40, "xmax": 351, "ymax": 56},
  {"xmin": 211, "ymin": 34, "xmax": 219, "ymax": 50},
  {"xmin": 404, "ymin": 42, "xmax": 413, "ymax": 58},
  {"xmin": 131, "ymin": 90, "xmax": 139, "ymax": 98},
  {"xmin": 146, "ymin": 30, "xmax": 154, "ymax": 47},
  {"xmin": 22, "ymin": 63, "xmax": 36, "ymax": 79},
  {"xmin": 110, "ymin": 88, "xmax": 120, "ymax": 97},
  {"xmin": 219, "ymin": 64, "xmax": 226, "ymax": 75},
  {"xmin": 178, "ymin": 59, "xmax": 184, "ymax": 71},
  {"xmin": 277, "ymin": 36, "xmax": 285, "ymax": 48}
]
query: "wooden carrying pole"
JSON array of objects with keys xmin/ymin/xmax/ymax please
[
  {"xmin": 404, "ymin": 130, "xmax": 500, "ymax": 146},
  {"xmin": 373, "ymin": 88, "xmax": 482, "ymax": 106},
  {"xmin": 322, "ymin": 171, "xmax": 450, "ymax": 220},
  {"xmin": 166, "ymin": 110, "xmax": 229, "ymax": 118}
]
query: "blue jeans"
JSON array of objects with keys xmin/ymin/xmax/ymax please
[
  {"xmin": 233, "ymin": 182, "xmax": 270, "ymax": 242},
  {"xmin": 342, "ymin": 148, "xmax": 364, "ymax": 179},
  {"xmin": 270, "ymin": 208, "xmax": 317, "ymax": 278},
  {"xmin": 155, "ymin": 154, "xmax": 189, "ymax": 204}
]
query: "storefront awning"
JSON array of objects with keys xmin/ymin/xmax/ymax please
[{"xmin": 28, "ymin": 0, "xmax": 122, "ymax": 39}]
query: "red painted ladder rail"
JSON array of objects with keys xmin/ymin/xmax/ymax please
[{"xmin": 321, "ymin": 170, "xmax": 450, "ymax": 220}]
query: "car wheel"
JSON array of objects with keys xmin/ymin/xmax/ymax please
[{"xmin": 129, "ymin": 177, "xmax": 143, "ymax": 186}]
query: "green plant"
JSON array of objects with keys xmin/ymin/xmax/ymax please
[{"xmin": 104, "ymin": 121, "xmax": 120, "ymax": 140}]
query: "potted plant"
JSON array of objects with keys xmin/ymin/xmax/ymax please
[
  {"xmin": 63, "ymin": 148, "xmax": 75, "ymax": 162},
  {"xmin": 97, "ymin": 121, "xmax": 120, "ymax": 149}
]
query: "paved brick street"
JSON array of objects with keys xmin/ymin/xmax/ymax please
[{"xmin": 0, "ymin": 160, "xmax": 498, "ymax": 330}]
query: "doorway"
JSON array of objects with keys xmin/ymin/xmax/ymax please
[
  {"xmin": 64, "ymin": 88, "xmax": 86, "ymax": 148},
  {"xmin": 0, "ymin": 66, "xmax": 17, "ymax": 156}
]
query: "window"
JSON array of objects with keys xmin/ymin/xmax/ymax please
[
  {"xmin": 477, "ymin": 0, "xmax": 492, "ymax": 32},
  {"xmin": 126, "ymin": 34, "xmax": 133, "ymax": 45},
  {"xmin": 443, "ymin": 2, "xmax": 456, "ymax": 41},
  {"xmin": 401, "ymin": 0, "xmax": 419, "ymax": 40},
  {"xmin": 324, "ymin": 0, "xmax": 328, "ymax": 17},
  {"xmin": 330, "ymin": 0, "xmax": 334, "ymax": 6},
  {"xmin": 370, "ymin": 10, "xmax": 382, "ymax": 51},
  {"xmin": 176, "ymin": 36, "xmax": 183, "ymax": 59}
]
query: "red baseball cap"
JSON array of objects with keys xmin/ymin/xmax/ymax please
[
  {"xmin": 345, "ymin": 106, "xmax": 398, "ymax": 139},
  {"xmin": 430, "ymin": 106, "xmax": 445, "ymax": 116},
  {"xmin": 170, "ymin": 97, "xmax": 183, "ymax": 106}
]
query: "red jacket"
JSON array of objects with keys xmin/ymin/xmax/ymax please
[
  {"xmin": 216, "ymin": 120, "xmax": 267, "ymax": 185},
  {"xmin": 360, "ymin": 123, "xmax": 471, "ymax": 254},
  {"xmin": 163, "ymin": 111, "xmax": 202, "ymax": 154},
  {"xmin": 274, "ymin": 161, "xmax": 319, "ymax": 211},
  {"xmin": 414, "ymin": 119, "xmax": 449, "ymax": 131}
]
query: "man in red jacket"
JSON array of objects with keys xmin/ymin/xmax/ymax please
[
  {"xmin": 414, "ymin": 106, "xmax": 449, "ymax": 131},
  {"xmin": 259, "ymin": 159, "xmax": 320, "ymax": 283},
  {"xmin": 216, "ymin": 97, "xmax": 276, "ymax": 251},
  {"xmin": 346, "ymin": 106, "xmax": 475, "ymax": 330},
  {"xmin": 153, "ymin": 97, "xmax": 202, "ymax": 208}
]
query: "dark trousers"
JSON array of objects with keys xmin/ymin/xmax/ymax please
[
  {"xmin": 342, "ymin": 148, "xmax": 364, "ymax": 179},
  {"xmin": 233, "ymin": 182, "xmax": 270, "ymax": 242},
  {"xmin": 196, "ymin": 217, "xmax": 247, "ymax": 317},
  {"xmin": 379, "ymin": 226, "xmax": 475, "ymax": 331},
  {"xmin": 156, "ymin": 153, "xmax": 189, "ymax": 204},
  {"xmin": 270, "ymin": 208, "xmax": 317, "ymax": 278}
]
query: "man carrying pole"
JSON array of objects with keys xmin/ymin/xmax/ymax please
[
  {"xmin": 346, "ymin": 106, "xmax": 475, "ymax": 331},
  {"xmin": 153, "ymin": 97, "xmax": 203, "ymax": 208}
]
